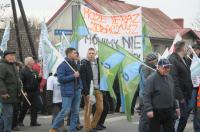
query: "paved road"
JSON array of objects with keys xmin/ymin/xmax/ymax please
[{"xmin": 19, "ymin": 112, "xmax": 193, "ymax": 132}]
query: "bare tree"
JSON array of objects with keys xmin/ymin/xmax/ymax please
[
  {"xmin": 0, "ymin": 0, "xmax": 11, "ymax": 27},
  {"xmin": 192, "ymin": 13, "xmax": 200, "ymax": 30},
  {"xmin": 10, "ymin": 16, "xmax": 41, "ymax": 31}
]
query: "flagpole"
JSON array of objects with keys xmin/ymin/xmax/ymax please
[
  {"xmin": 187, "ymin": 55, "xmax": 192, "ymax": 61},
  {"xmin": 19, "ymin": 80, "xmax": 31, "ymax": 106},
  {"xmin": 124, "ymin": 51, "xmax": 156, "ymax": 72},
  {"xmin": 64, "ymin": 60, "xmax": 76, "ymax": 73},
  {"xmin": 62, "ymin": 32, "xmax": 70, "ymax": 44},
  {"xmin": 116, "ymin": 44, "xmax": 156, "ymax": 72},
  {"xmin": 188, "ymin": 45, "xmax": 200, "ymax": 59},
  {"xmin": 188, "ymin": 45, "xmax": 200, "ymax": 65},
  {"xmin": 21, "ymin": 89, "xmax": 31, "ymax": 106}
]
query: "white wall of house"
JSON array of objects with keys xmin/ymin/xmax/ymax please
[{"xmin": 47, "ymin": 3, "xmax": 73, "ymax": 44}]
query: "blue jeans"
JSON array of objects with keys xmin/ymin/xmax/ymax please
[
  {"xmin": 188, "ymin": 89, "xmax": 198, "ymax": 109},
  {"xmin": 0, "ymin": 103, "xmax": 13, "ymax": 132},
  {"xmin": 52, "ymin": 103, "xmax": 63, "ymax": 132},
  {"xmin": 52, "ymin": 89, "xmax": 81, "ymax": 132},
  {"xmin": 177, "ymin": 100, "xmax": 192, "ymax": 132}
]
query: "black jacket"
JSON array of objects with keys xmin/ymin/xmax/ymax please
[
  {"xmin": 169, "ymin": 53, "xmax": 193, "ymax": 101},
  {"xmin": 144, "ymin": 71, "xmax": 177, "ymax": 112},
  {"xmin": 20, "ymin": 66, "xmax": 40, "ymax": 93},
  {"xmin": 80, "ymin": 59, "xmax": 100, "ymax": 96},
  {"xmin": 0, "ymin": 59, "xmax": 21, "ymax": 103}
]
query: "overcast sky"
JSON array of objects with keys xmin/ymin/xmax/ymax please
[{"xmin": 1, "ymin": 0, "xmax": 200, "ymax": 28}]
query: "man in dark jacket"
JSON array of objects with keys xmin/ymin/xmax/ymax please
[
  {"xmin": 169, "ymin": 40, "xmax": 193, "ymax": 132},
  {"xmin": 80, "ymin": 48, "xmax": 103, "ymax": 132},
  {"xmin": 0, "ymin": 50, "xmax": 21, "ymax": 132},
  {"xmin": 50, "ymin": 48, "xmax": 82, "ymax": 132},
  {"xmin": 18, "ymin": 57, "xmax": 41, "ymax": 127},
  {"xmin": 139, "ymin": 53, "xmax": 158, "ymax": 132},
  {"xmin": 144, "ymin": 58, "xmax": 180, "ymax": 132}
]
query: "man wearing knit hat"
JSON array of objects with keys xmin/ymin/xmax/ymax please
[{"xmin": 138, "ymin": 53, "xmax": 158, "ymax": 132}]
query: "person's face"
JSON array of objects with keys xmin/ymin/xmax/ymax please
[
  {"xmin": 5, "ymin": 54, "xmax": 16, "ymax": 63},
  {"xmin": 149, "ymin": 59, "xmax": 158, "ymax": 66},
  {"xmin": 158, "ymin": 65, "xmax": 170, "ymax": 76},
  {"xmin": 29, "ymin": 58, "xmax": 35, "ymax": 68},
  {"xmin": 87, "ymin": 50, "xmax": 96, "ymax": 61},
  {"xmin": 75, "ymin": 52, "xmax": 80, "ymax": 61},
  {"xmin": 181, "ymin": 45, "xmax": 188, "ymax": 57},
  {"xmin": 68, "ymin": 50, "xmax": 77, "ymax": 60}
]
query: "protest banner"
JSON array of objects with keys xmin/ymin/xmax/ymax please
[{"xmin": 78, "ymin": 5, "xmax": 143, "ymax": 60}]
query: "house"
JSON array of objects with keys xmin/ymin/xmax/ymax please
[{"xmin": 46, "ymin": 0, "xmax": 200, "ymax": 54}]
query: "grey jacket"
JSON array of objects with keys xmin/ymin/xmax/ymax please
[{"xmin": 143, "ymin": 71, "xmax": 178, "ymax": 112}]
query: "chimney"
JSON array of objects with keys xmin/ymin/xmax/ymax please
[{"xmin": 173, "ymin": 18, "xmax": 184, "ymax": 28}]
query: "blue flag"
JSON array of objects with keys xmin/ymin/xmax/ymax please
[{"xmin": 0, "ymin": 23, "xmax": 10, "ymax": 52}]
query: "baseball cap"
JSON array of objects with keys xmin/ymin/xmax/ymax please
[{"xmin": 157, "ymin": 58, "xmax": 172, "ymax": 68}]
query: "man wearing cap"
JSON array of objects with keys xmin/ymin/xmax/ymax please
[
  {"xmin": 169, "ymin": 40, "xmax": 193, "ymax": 132},
  {"xmin": 138, "ymin": 53, "xmax": 158, "ymax": 132},
  {"xmin": 143, "ymin": 58, "xmax": 180, "ymax": 132},
  {"xmin": 0, "ymin": 50, "xmax": 21, "ymax": 132}
]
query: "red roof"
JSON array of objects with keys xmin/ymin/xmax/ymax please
[
  {"xmin": 142, "ymin": 7, "xmax": 180, "ymax": 39},
  {"xmin": 194, "ymin": 31, "xmax": 200, "ymax": 38},
  {"xmin": 47, "ymin": 0, "xmax": 199, "ymax": 39},
  {"xmin": 166, "ymin": 28, "xmax": 200, "ymax": 39}
]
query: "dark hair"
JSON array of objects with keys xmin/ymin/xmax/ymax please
[
  {"xmin": 65, "ymin": 48, "xmax": 76, "ymax": 56},
  {"xmin": 174, "ymin": 40, "xmax": 185, "ymax": 52},
  {"xmin": 49, "ymin": 73, "xmax": 53, "ymax": 76}
]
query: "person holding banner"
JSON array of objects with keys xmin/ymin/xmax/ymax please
[
  {"xmin": 138, "ymin": 53, "xmax": 158, "ymax": 132},
  {"xmin": 168, "ymin": 40, "xmax": 193, "ymax": 132},
  {"xmin": 80, "ymin": 48, "xmax": 103, "ymax": 132},
  {"xmin": 18, "ymin": 57, "xmax": 42, "ymax": 127},
  {"xmin": 50, "ymin": 48, "xmax": 82, "ymax": 132},
  {"xmin": 0, "ymin": 50, "xmax": 21, "ymax": 132}
]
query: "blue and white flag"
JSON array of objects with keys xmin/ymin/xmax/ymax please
[
  {"xmin": 39, "ymin": 22, "xmax": 64, "ymax": 79},
  {"xmin": 38, "ymin": 21, "xmax": 49, "ymax": 60},
  {"xmin": 190, "ymin": 52, "xmax": 200, "ymax": 87},
  {"xmin": 0, "ymin": 23, "xmax": 10, "ymax": 52}
]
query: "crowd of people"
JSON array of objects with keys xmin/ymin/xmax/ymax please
[{"xmin": 0, "ymin": 40, "xmax": 200, "ymax": 132}]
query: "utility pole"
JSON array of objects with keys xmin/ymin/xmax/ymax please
[
  {"xmin": 17, "ymin": 0, "xmax": 37, "ymax": 59},
  {"xmin": 72, "ymin": 0, "xmax": 81, "ymax": 49},
  {"xmin": 11, "ymin": 0, "xmax": 23, "ymax": 62}
]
